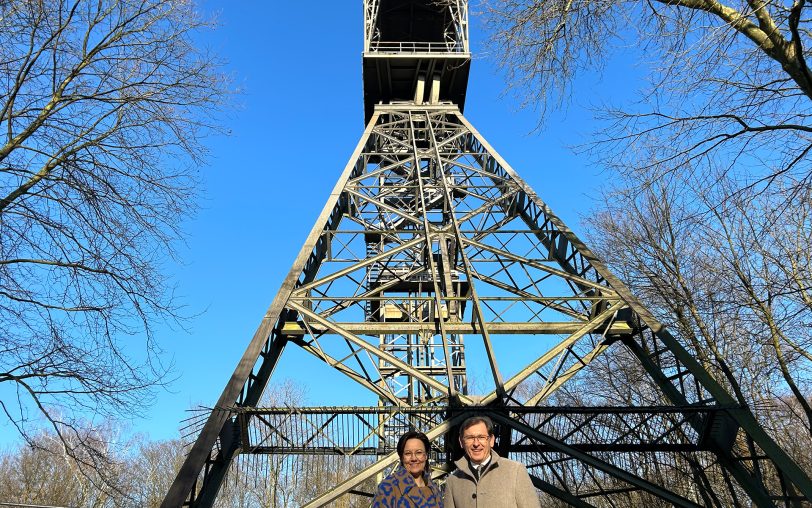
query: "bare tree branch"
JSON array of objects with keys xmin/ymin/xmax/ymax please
[{"xmin": 0, "ymin": 0, "xmax": 229, "ymax": 493}]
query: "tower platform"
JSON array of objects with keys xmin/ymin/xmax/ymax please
[{"xmin": 362, "ymin": 0, "xmax": 471, "ymax": 123}]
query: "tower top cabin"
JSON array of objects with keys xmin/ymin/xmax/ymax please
[{"xmin": 362, "ymin": 0, "xmax": 471, "ymax": 123}]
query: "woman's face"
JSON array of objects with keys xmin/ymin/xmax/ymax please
[{"xmin": 401, "ymin": 438, "xmax": 427, "ymax": 477}]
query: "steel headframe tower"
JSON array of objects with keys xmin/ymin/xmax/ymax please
[{"xmin": 164, "ymin": 1, "xmax": 812, "ymax": 507}]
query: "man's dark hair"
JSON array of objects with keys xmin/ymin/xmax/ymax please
[
  {"xmin": 459, "ymin": 415, "xmax": 495, "ymax": 436},
  {"xmin": 396, "ymin": 430, "xmax": 432, "ymax": 472}
]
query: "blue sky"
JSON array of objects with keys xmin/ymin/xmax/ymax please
[{"xmin": 1, "ymin": 1, "xmax": 643, "ymax": 447}]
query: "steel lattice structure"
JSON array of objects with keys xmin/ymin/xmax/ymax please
[{"xmin": 163, "ymin": 2, "xmax": 812, "ymax": 507}]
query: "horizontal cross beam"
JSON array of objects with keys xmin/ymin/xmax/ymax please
[{"xmin": 283, "ymin": 321, "xmax": 633, "ymax": 335}]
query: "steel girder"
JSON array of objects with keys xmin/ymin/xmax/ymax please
[{"xmin": 162, "ymin": 106, "xmax": 812, "ymax": 507}]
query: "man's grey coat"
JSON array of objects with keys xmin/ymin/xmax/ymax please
[{"xmin": 444, "ymin": 450, "xmax": 541, "ymax": 508}]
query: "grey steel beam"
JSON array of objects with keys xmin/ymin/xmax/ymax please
[
  {"xmin": 287, "ymin": 300, "xmax": 474, "ymax": 405},
  {"xmin": 622, "ymin": 336, "xmax": 777, "ymax": 507},
  {"xmin": 408, "ymin": 113, "xmax": 461, "ymax": 398},
  {"xmin": 469, "ymin": 271, "xmax": 592, "ymax": 320},
  {"xmin": 239, "ymin": 405, "xmax": 721, "ymax": 416},
  {"xmin": 290, "ymin": 236, "xmax": 424, "ymax": 295},
  {"xmin": 480, "ymin": 302, "xmax": 626, "ymax": 406},
  {"xmin": 288, "ymin": 337, "xmax": 407, "ymax": 407},
  {"xmin": 463, "ymin": 236, "xmax": 614, "ymax": 294},
  {"xmin": 489, "ymin": 413, "xmax": 705, "ymax": 508},
  {"xmin": 242, "ymin": 443, "xmax": 705, "ymax": 455},
  {"xmin": 161, "ymin": 113, "xmax": 383, "ymax": 508},
  {"xmin": 529, "ymin": 475, "xmax": 598, "ymax": 508},
  {"xmin": 285, "ymin": 321, "xmax": 633, "ymax": 335},
  {"xmin": 526, "ymin": 331, "xmax": 616, "ymax": 405},
  {"xmin": 427, "ymin": 111, "xmax": 506, "ymax": 397}
]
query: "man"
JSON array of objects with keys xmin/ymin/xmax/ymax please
[{"xmin": 445, "ymin": 415, "xmax": 541, "ymax": 508}]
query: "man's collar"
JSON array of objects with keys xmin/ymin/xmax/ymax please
[
  {"xmin": 456, "ymin": 449, "xmax": 502, "ymax": 478},
  {"xmin": 469, "ymin": 454, "xmax": 492, "ymax": 469}
]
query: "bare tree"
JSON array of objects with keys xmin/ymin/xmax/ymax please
[
  {"xmin": 483, "ymin": 0, "xmax": 812, "ymax": 202},
  {"xmin": 0, "ymin": 0, "xmax": 227, "ymax": 483},
  {"xmin": 125, "ymin": 436, "xmax": 187, "ymax": 508},
  {"xmin": 0, "ymin": 424, "xmax": 189, "ymax": 508},
  {"xmin": 0, "ymin": 381, "xmax": 316, "ymax": 507},
  {"xmin": 584, "ymin": 167, "xmax": 812, "ymax": 453},
  {"xmin": 0, "ymin": 424, "xmax": 127, "ymax": 507}
]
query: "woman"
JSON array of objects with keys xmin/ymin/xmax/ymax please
[{"xmin": 371, "ymin": 430, "xmax": 443, "ymax": 508}]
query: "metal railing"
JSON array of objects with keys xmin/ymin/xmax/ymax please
[{"xmin": 368, "ymin": 41, "xmax": 466, "ymax": 54}]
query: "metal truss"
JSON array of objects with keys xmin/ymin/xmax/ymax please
[{"xmin": 163, "ymin": 106, "xmax": 812, "ymax": 507}]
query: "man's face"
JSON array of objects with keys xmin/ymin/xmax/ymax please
[{"xmin": 460, "ymin": 421, "xmax": 495, "ymax": 464}]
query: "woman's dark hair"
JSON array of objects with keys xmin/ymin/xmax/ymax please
[{"xmin": 396, "ymin": 430, "xmax": 431, "ymax": 473}]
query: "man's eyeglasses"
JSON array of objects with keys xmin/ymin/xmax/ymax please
[
  {"xmin": 462, "ymin": 435, "xmax": 490, "ymax": 444},
  {"xmin": 403, "ymin": 450, "xmax": 427, "ymax": 459}
]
